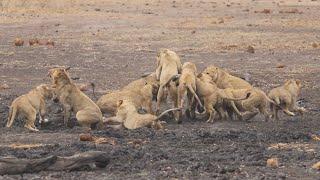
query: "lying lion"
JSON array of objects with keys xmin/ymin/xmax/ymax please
[
  {"xmin": 97, "ymin": 82, "xmax": 156, "ymax": 115},
  {"xmin": 48, "ymin": 67, "xmax": 103, "ymax": 129},
  {"xmin": 196, "ymin": 73, "xmax": 250, "ymax": 122},
  {"xmin": 177, "ymin": 62, "xmax": 203, "ymax": 122},
  {"xmin": 268, "ymin": 79, "xmax": 306, "ymax": 120},
  {"xmin": 155, "ymin": 49, "xmax": 182, "ymax": 118},
  {"xmin": 6, "ymin": 84, "xmax": 54, "ymax": 132},
  {"xmin": 203, "ymin": 66, "xmax": 274, "ymax": 121},
  {"xmin": 103, "ymin": 99, "xmax": 181, "ymax": 130}
]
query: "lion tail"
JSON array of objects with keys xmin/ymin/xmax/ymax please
[{"xmin": 7, "ymin": 105, "xmax": 17, "ymax": 128}]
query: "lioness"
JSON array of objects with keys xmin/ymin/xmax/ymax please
[
  {"xmin": 196, "ymin": 73, "xmax": 250, "ymax": 122},
  {"xmin": 202, "ymin": 66, "xmax": 274, "ymax": 121},
  {"xmin": 268, "ymin": 79, "xmax": 306, "ymax": 120},
  {"xmin": 97, "ymin": 81, "xmax": 156, "ymax": 115},
  {"xmin": 48, "ymin": 67, "xmax": 103, "ymax": 129},
  {"xmin": 6, "ymin": 84, "xmax": 54, "ymax": 131},
  {"xmin": 177, "ymin": 62, "xmax": 203, "ymax": 121},
  {"xmin": 155, "ymin": 49, "xmax": 182, "ymax": 118},
  {"xmin": 104, "ymin": 99, "xmax": 181, "ymax": 130}
]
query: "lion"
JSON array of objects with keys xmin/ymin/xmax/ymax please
[
  {"xmin": 103, "ymin": 99, "xmax": 181, "ymax": 130},
  {"xmin": 202, "ymin": 66, "xmax": 274, "ymax": 121},
  {"xmin": 196, "ymin": 73, "xmax": 250, "ymax": 123},
  {"xmin": 97, "ymin": 81, "xmax": 156, "ymax": 115},
  {"xmin": 268, "ymin": 79, "xmax": 306, "ymax": 120},
  {"xmin": 203, "ymin": 65, "xmax": 252, "ymax": 89},
  {"xmin": 6, "ymin": 84, "xmax": 54, "ymax": 132},
  {"xmin": 176, "ymin": 62, "xmax": 203, "ymax": 122},
  {"xmin": 155, "ymin": 49, "xmax": 182, "ymax": 119},
  {"xmin": 48, "ymin": 67, "xmax": 103, "ymax": 130}
]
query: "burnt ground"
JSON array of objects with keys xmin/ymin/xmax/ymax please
[{"xmin": 0, "ymin": 0, "xmax": 320, "ymax": 179}]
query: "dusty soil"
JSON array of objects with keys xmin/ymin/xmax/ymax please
[{"xmin": 0, "ymin": 0, "xmax": 320, "ymax": 179}]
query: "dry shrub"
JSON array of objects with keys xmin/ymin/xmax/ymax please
[
  {"xmin": 267, "ymin": 158, "xmax": 279, "ymax": 168},
  {"xmin": 14, "ymin": 38, "xmax": 24, "ymax": 46},
  {"xmin": 254, "ymin": 9, "xmax": 271, "ymax": 14},
  {"xmin": 279, "ymin": 9, "xmax": 303, "ymax": 14}
]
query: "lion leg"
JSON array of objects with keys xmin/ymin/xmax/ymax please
[
  {"xmin": 24, "ymin": 108, "xmax": 39, "ymax": 132},
  {"xmin": 230, "ymin": 101, "xmax": 243, "ymax": 121},
  {"xmin": 217, "ymin": 106, "xmax": 227, "ymax": 121},
  {"xmin": 63, "ymin": 104, "xmax": 72, "ymax": 127},
  {"xmin": 204, "ymin": 100, "xmax": 215, "ymax": 123},
  {"xmin": 103, "ymin": 116, "xmax": 123, "ymax": 124},
  {"xmin": 186, "ymin": 92, "xmax": 196, "ymax": 119},
  {"xmin": 145, "ymin": 98, "xmax": 154, "ymax": 115},
  {"xmin": 156, "ymin": 85, "xmax": 165, "ymax": 115},
  {"xmin": 76, "ymin": 110, "xmax": 101, "ymax": 130},
  {"xmin": 283, "ymin": 107, "xmax": 295, "ymax": 116},
  {"xmin": 177, "ymin": 86, "xmax": 186, "ymax": 121},
  {"xmin": 39, "ymin": 99, "xmax": 48, "ymax": 124},
  {"xmin": 108, "ymin": 124, "xmax": 124, "ymax": 130},
  {"xmin": 274, "ymin": 107, "xmax": 280, "ymax": 120},
  {"xmin": 270, "ymin": 103, "xmax": 278, "ymax": 120},
  {"xmin": 258, "ymin": 105, "xmax": 270, "ymax": 121},
  {"xmin": 169, "ymin": 85, "xmax": 179, "ymax": 122}
]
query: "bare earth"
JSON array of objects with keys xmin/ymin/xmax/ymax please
[{"xmin": 0, "ymin": 0, "xmax": 320, "ymax": 179}]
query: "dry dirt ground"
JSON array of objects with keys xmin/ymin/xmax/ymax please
[{"xmin": 0, "ymin": 0, "xmax": 320, "ymax": 179}]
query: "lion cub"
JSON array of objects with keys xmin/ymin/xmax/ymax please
[
  {"xmin": 48, "ymin": 67, "xmax": 103, "ymax": 129},
  {"xmin": 104, "ymin": 99, "xmax": 181, "ymax": 130},
  {"xmin": 6, "ymin": 84, "xmax": 54, "ymax": 132},
  {"xmin": 177, "ymin": 62, "xmax": 203, "ymax": 121},
  {"xmin": 203, "ymin": 65, "xmax": 275, "ymax": 121},
  {"xmin": 155, "ymin": 49, "xmax": 182, "ymax": 116},
  {"xmin": 196, "ymin": 73, "xmax": 250, "ymax": 123},
  {"xmin": 268, "ymin": 79, "xmax": 306, "ymax": 120}
]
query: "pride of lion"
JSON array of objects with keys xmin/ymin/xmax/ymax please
[{"xmin": 5, "ymin": 49, "xmax": 306, "ymax": 131}]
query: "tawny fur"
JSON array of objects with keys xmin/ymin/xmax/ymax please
[
  {"xmin": 103, "ymin": 99, "xmax": 180, "ymax": 130},
  {"xmin": 48, "ymin": 68, "xmax": 103, "ymax": 130},
  {"xmin": 176, "ymin": 62, "xmax": 203, "ymax": 122},
  {"xmin": 6, "ymin": 84, "xmax": 54, "ymax": 132},
  {"xmin": 97, "ymin": 82, "xmax": 158, "ymax": 115},
  {"xmin": 196, "ymin": 73, "xmax": 250, "ymax": 123},
  {"xmin": 202, "ymin": 66, "xmax": 274, "ymax": 121},
  {"xmin": 155, "ymin": 49, "xmax": 182, "ymax": 119},
  {"xmin": 268, "ymin": 79, "xmax": 306, "ymax": 120}
]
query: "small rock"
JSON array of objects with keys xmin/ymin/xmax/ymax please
[
  {"xmin": 29, "ymin": 38, "xmax": 39, "ymax": 46},
  {"xmin": 279, "ymin": 9, "xmax": 302, "ymax": 14},
  {"xmin": 79, "ymin": 133, "xmax": 94, "ymax": 141},
  {"xmin": 267, "ymin": 158, "xmax": 279, "ymax": 168},
  {"xmin": 94, "ymin": 8, "xmax": 101, "ymax": 11},
  {"xmin": 312, "ymin": 162, "xmax": 320, "ymax": 170},
  {"xmin": 276, "ymin": 64, "xmax": 286, "ymax": 68},
  {"xmin": 254, "ymin": 9, "xmax": 271, "ymax": 14},
  {"xmin": 191, "ymin": 30, "xmax": 196, "ymax": 34},
  {"xmin": 218, "ymin": 18, "xmax": 224, "ymax": 24},
  {"xmin": 0, "ymin": 84, "xmax": 10, "ymax": 90},
  {"xmin": 312, "ymin": 43, "xmax": 318, "ymax": 48},
  {"xmin": 247, "ymin": 46, "xmax": 255, "ymax": 53},
  {"xmin": 46, "ymin": 39, "xmax": 54, "ymax": 46},
  {"xmin": 14, "ymin": 38, "xmax": 24, "ymax": 46}
]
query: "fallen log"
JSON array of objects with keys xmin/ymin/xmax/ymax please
[{"xmin": 0, "ymin": 151, "xmax": 109, "ymax": 175}]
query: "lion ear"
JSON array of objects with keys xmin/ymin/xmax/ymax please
[
  {"xmin": 197, "ymin": 73, "xmax": 203, "ymax": 78},
  {"xmin": 117, "ymin": 100, "xmax": 123, "ymax": 107}
]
